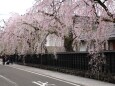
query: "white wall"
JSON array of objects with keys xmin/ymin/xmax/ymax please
[{"xmin": 46, "ymin": 34, "xmax": 63, "ymax": 47}]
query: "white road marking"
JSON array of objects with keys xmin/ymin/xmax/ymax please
[
  {"xmin": 33, "ymin": 81, "xmax": 43, "ymax": 86},
  {"xmin": 9, "ymin": 66, "xmax": 82, "ymax": 86},
  {"xmin": 32, "ymin": 81, "xmax": 56, "ymax": 86},
  {"xmin": 0, "ymin": 75, "xmax": 18, "ymax": 86}
]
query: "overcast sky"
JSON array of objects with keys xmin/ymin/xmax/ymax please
[{"xmin": 0, "ymin": 0, "xmax": 35, "ymax": 20}]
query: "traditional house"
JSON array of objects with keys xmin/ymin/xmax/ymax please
[{"xmin": 46, "ymin": 15, "xmax": 115, "ymax": 52}]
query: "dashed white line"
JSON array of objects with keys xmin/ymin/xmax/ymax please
[
  {"xmin": 0, "ymin": 75, "xmax": 18, "ymax": 86},
  {"xmin": 32, "ymin": 81, "xmax": 56, "ymax": 86}
]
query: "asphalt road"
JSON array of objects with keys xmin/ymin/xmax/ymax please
[{"xmin": 0, "ymin": 64, "xmax": 81, "ymax": 86}]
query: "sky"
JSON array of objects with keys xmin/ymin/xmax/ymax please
[{"xmin": 0, "ymin": 0, "xmax": 35, "ymax": 21}]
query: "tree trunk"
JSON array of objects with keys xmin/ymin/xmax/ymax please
[{"xmin": 64, "ymin": 30, "xmax": 74, "ymax": 52}]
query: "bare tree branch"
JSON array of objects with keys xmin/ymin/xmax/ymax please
[
  {"xmin": 95, "ymin": 0, "xmax": 113, "ymax": 17},
  {"xmin": 23, "ymin": 22, "xmax": 39, "ymax": 31}
]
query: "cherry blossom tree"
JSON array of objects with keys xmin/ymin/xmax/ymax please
[
  {"xmin": 0, "ymin": 13, "xmax": 42, "ymax": 55},
  {"xmin": 29, "ymin": 0, "xmax": 115, "ymax": 52},
  {"xmin": 29, "ymin": 0, "xmax": 115, "ymax": 75},
  {"xmin": 0, "ymin": 0, "xmax": 114, "ymax": 54}
]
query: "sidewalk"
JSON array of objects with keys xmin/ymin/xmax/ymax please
[{"xmin": 0, "ymin": 60, "xmax": 115, "ymax": 86}]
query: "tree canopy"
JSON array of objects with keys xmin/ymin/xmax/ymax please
[{"xmin": 0, "ymin": 0, "xmax": 115, "ymax": 55}]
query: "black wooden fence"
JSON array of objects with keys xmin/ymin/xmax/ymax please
[
  {"xmin": 104, "ymin": 51, "xmax": 115, "ymax": 74},
  {"xmin": 13, "ymin": 51, "xmax": 115, "ymax": 74}
]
